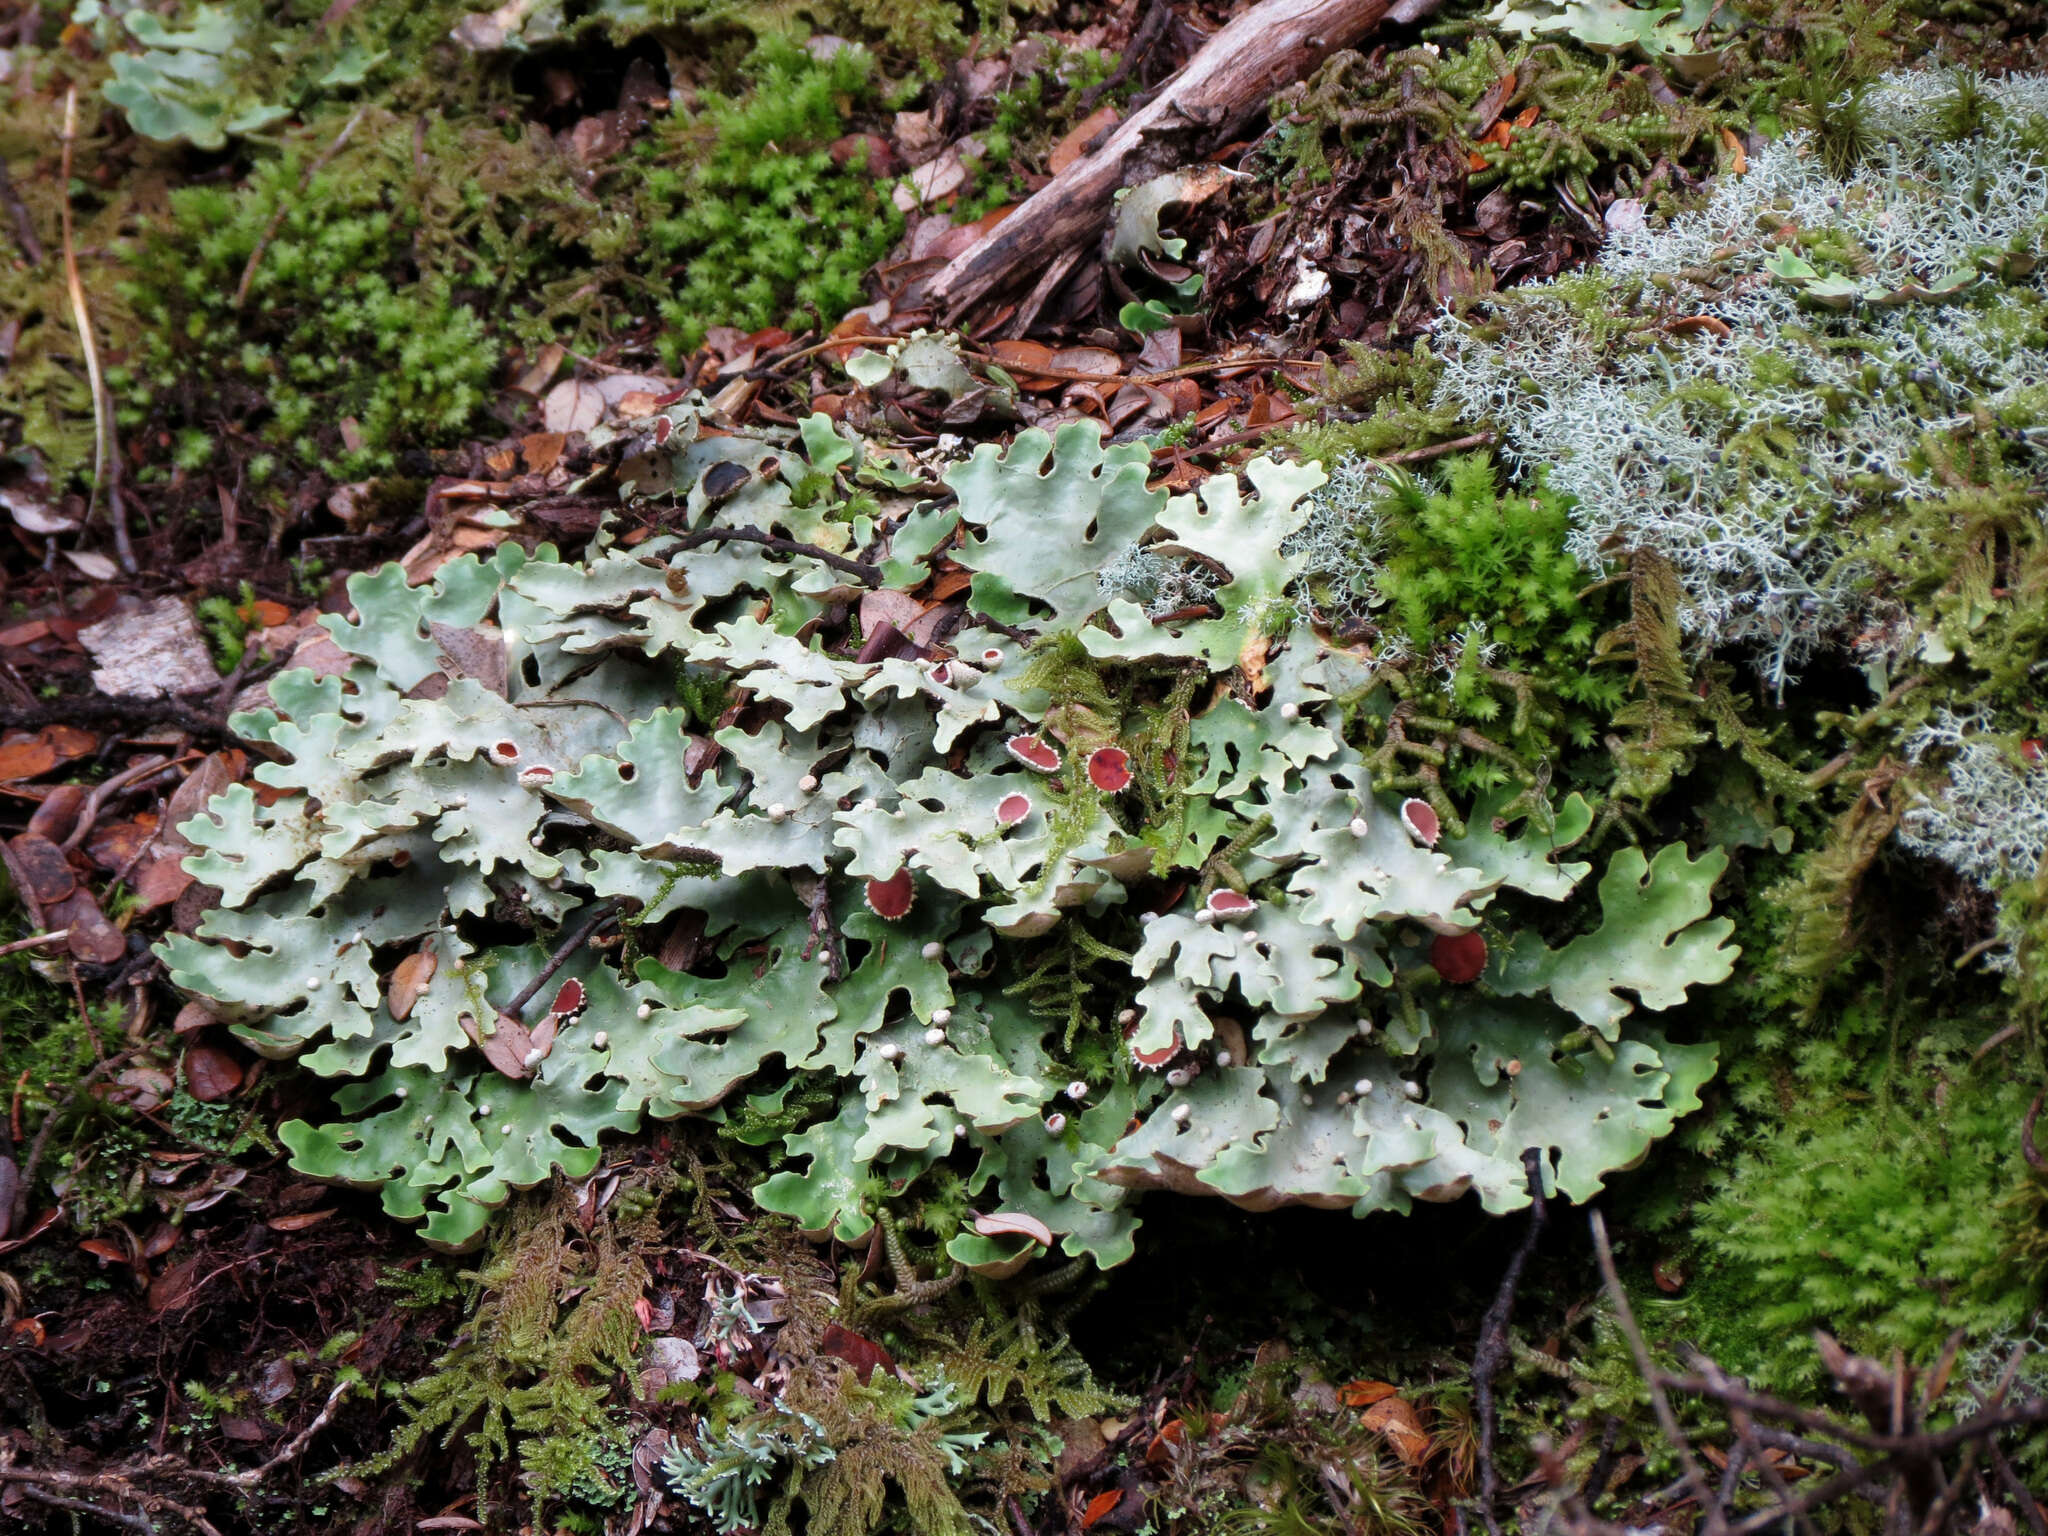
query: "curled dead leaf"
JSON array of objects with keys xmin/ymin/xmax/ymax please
[
  {"xmin": 388, "ymin": 949, "xmax": 437, "ymax": 1021},
  {"xmin": 1361, "ymin": 1395, "xmax": 1430, "ymax": 1466},
  {"xmin": 972, "ymin": 1210, "xmax": 1053, "ymax": 1248}
]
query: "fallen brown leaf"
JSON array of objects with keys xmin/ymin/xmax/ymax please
[
  {"xmin": 1050, "ymin": 105, "xmax": 1119, "ymax": 174},
  {"xmin": 1362, "ymin": 1395, "xmax": 1431, "ymax": 1466},
  {"xmin": 182, "ymin": 1043, "xmax": 244, "ymax": 1102}
]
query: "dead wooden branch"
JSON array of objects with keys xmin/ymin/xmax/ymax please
[{"xmin": 929, "ymin": 0, "xmax": 1446, "ymax": 320}]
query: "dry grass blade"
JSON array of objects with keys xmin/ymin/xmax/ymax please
[{"xmin": 57, "ymin": 87, "xmax": 136, "ymax": 576}]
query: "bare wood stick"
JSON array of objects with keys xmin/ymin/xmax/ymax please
[
  {"xmin": 929, "ymin": 0, "xmax": 1446, "ymax": 317},
  {"xmin": 503, "ymin": 898, "xmax": 623, "ymax": 1020},
  {"xmin": 668, "ymin": 525, "xmax": 882, "ymax": 586},
  {"xmin": 1589, "ymin": 1209, "xmax": 1724, "ymax": 1534}
]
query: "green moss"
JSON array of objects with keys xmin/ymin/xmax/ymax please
[
  {"xmin": 117, "ymin": 117, "xmax": 502, "ymax": 479},
  {"xmin": 643, "ymin": 36, "xmax": 904, "ymax": 359},
  {"xmin": 1692, "ymin": 1028, "xmax": 2045, "ymax": 1393},
  {"xmin": 1302, "ymin": 452, "xmax": 1627, "ymax": 800}
]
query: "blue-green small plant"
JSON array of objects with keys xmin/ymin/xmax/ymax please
[{"xmin": 661, "ymin": 1404, "xmax": 837, "ymax": 1534}]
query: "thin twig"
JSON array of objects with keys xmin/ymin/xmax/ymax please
[
  {"xmin": 1695, "ymin": 1354, "xmax": 1821, "ymax": 1536},
  {"xmin": 0, "ymin": 928, "xmax": 70, "ymax": 957},
  {"xmin": 15, "ymin": 1483, "xmax": 155, "ymax": 1534},
  {"xmin": 58, "ymin": 87, "xmax": 136, "ymax": 575},
  {"xmin": 0, "ymin": 158, "xmax": 44, "ymax": 265},
  {"xmin": 227, "ymin": 1379, "xmax": 351, "ymax": 1486},
  {"xmin": 12, "ymin": 1048, "xmax": 136, "ymax": 1231},
  {"xmin": 503, "ymin": 899, "xmax": 623, "ymax": 1020},
  {"xmin": 234, "ymin": 108, "xmax": 369, "ymax": 309},
  {"xmin": 1473, "ymin": 1148, "xmax": 1548, "ymax": 1536},
  {"xmin": 667, "ymin": 526, "xmax": 882, "ymax": 586},
  {"xmin": 61, "ymin": 753, "xmax": 199, "ymax": 852},
  {"xmin": 1377, "ymin": 431, "xmax": 1498, "ymax": 466},
  {"xmin": 1589, "ymin": 1209, "xmax": 1723, "ymax": 1534}
]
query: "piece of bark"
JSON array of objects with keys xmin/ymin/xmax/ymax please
[
  {"xmin": 930, "ymin": 0, "xmax": 1444, "ymax": 318},
  {"xmin": 78, "ymin": 598, "xmax": 220, "ymax": 700}
]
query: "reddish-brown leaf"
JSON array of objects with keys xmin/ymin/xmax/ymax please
[
  {"xmin": 0, "ymin": 619, "xmax": 51, "ymax": 648},
  {"xmin": 1081, "ymin": 1491, "xmax": 1122, "ymax": 1530},
  {"xmin": 182, "ymin": 1044, "xmax": 244, "ymax": 1103},
  {"xmin": 989, "ymin": 339, "xmax": 1060, "ymax": 390},
  {"xmin": 26, "ymin": 784, "xmax": 86, "ymax": 842},
  {"xmin": 819, "ymin": 1322, "xmax": 897, "ymax": 1383},
  {"xmin": 0, "ymin": 736, "xmax": 58, "ymax": 781},
  {"xmin": 86, "ymin": 814, "xmax": 158, "ymax": 874},
  {"xmin": 1144, "ymin": 1418, "xmax": 1186, "ymax": 1470},
  {"xmin": 6, "ymin": 834, "xmax": 76, "ymax": 905},
  {"xmin": 51, "ymin": 890, "xmax": 127, "ymax": 965},
  {"xmin": 266, "ymin": 1209, "xmax": 337, "ymax": 1231},
  {"xmin": 149, "ymin": 1255, "xmax": 208, "ymax": 1314},
  {"xmin": 130, "ymin": 851, "xmax": 196, "ymax": 912},
  {"xmin": 460, "ymin": 1010, "xmax": 536, "ymax": 1080},
  {"xmin": 1050, "ymin": 105, "xmax": 1118, "ymax": 173}
]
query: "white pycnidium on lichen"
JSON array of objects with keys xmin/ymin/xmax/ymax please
[
  {"xmin": 593, "ymin": 1031, "xmax": 609, "ymax": 1049},
  {"xmin": 395, "ymin": 1086, "xmax": 408, "ymax": 1099},
  {"xmin": 1117, "ymin": 1007, "xmax": 1137, "ymax": 1025},
  {"xmin": 766, "ymin": 803, "xmax": 788, "ymax": 823},
  {"xmin": 1166, "ymin": 1067, "xmax": 1191, "ymax": 1088},
  {"xmin": 1066, "ymin": 1081, "xmax": 1088, "ymax": 1101},
  {"xmin": 952, "ymin": 1123, "xmax": 967, "ymax": 1139},
  {"xmin": 931, "ymin": 1007, "xmax": 952, "ymax": 1026},
  {"xmin": 304, "ymin": 975, "xmax": 321, "ymax": 990},
  {"xmin": 1279, "ymin": 701, "xmax": 1300, "ymax": 720},
  {"xmin": 924, "ymin": 1027, "xmax": 947, "ymax": 1046},
  {"xmin": 1349, "ymin": 817, "xmax": 1369, "ymax": 838},
  {"xmin": 877, "ymin": 1042, "xmax": 904, "ymax": 1062},
  {"xmin": 1402, "ymin": 1080, "xmax": 1423, "ymax": 1100},
  {"xmin": 1170, "ymin": 1103, "xmax": 1192, "ymax": 1125},
  {"xmin": 798, "ymin": 774, "xmax": 819, "ymax": 793},
  {"xmin": 477, "ymin": 1103, "xmax": 491, "ymax": 1117},
  {"xmin": 1045, "ymin": 1112, "xmax": 1068, "ymax": 1135},
  {"xmin": 1215, "ymin": 1050, "xmax": 1233, "ymax": 1067},
  {"xmin": 1354, "ymin": 1078, "xmax": 1374, "ymax": 1096},
  {"xmin": 921, "ymin": 941, "xmax": 943, "ymax": 960},
  {"xmin": 636, "ymin": 1002, "xmax": 652, "ymax": 1020}
]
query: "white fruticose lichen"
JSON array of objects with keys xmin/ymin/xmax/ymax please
[
  {"xmin": 1897, "ymin": 710, "xmax": 2048, "ymax": 892},
  {"xmin": 1431, "ymin": 67, "xmax": 2048, "ymax": 693}
]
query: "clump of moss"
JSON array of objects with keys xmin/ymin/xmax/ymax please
[
  {"xmin": 643, "ymin": 36, "xmax": 904, "ymax": 359},
  {"xmin": 1295, "ymin": 451, "xmax": 1626, "ymax": 798},
  {"xmin": 1691, "ymin": 1017, "xmax": 2045, "ymax": 1393},
  {"xmin": 116, "ymin": 116, "xmax": 501, "ymax": 481}
]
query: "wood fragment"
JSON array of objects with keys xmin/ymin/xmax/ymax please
[{"xmin": 929, "ymin": 0, "xmax": 1446, "ymax": 318}]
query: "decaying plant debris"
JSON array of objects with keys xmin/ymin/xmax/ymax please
[{"xmin": 2, "ymin": 0, "xmax": 2047, "ymax": 1534}]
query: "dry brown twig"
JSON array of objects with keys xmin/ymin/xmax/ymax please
[{"xmin": 1561, "ymin": 1211, "xmax": 2048, "ymax": 1536}]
